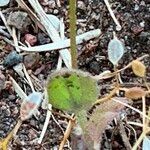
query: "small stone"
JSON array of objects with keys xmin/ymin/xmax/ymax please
[
  {"xmin": 48, "ymin": 0, "xmax": 56, "ymax": 9},
  {"xmin": 77, "ymin": 1, "xmax": 86, "ymax": 11},
  {"xmin": 131, "ymin": 25, "xmax": 143, "ymax": 35},
  {"xmin": 7, "ymin": 11, "xmax": 31, "ymax": 31},
  {"xmin": 134, "ymin": 4, "xmax": 139, "ymax": 11},
  {"xmin": 3, "ymin": 51, "xmax": 23, "ymax": 68},
  {"xmin": 24, "ymin": 34, "xmax": 37, "ymax": 46},
  {"xmin": 8, "ymin": 95, "xmax": 16, "ymax": 101},
  {"xmin": 140, "ymin": 21, "xmax": 145, "ymax": 28},
  {"xmin": 53, "ymin": 9, "xmax": 59, "ymax": 15},
  {"xmin": 77, "ymin": 29, "xmax": 84, "ymax": 35},
  {"xmin": 24, "ymin": 53, "xmax": 40, "ymax": 69},
  {"xmin": 89, "ymin": 61, "xmax": 101, "ymax": 75},
  {"xmin": 37, "ymin": 33, "xmax": 50, "ymax": 45},
  {"xmin": 139, "ymin": 32, "xmax": 150, "ymax": 42},
  {"xmin": 89, "ymin": 25, "xmax": 94, "ymax": 30},
  {"xmin": 0, "ymin": 71, "xmax": 5, "ymax": 91}
]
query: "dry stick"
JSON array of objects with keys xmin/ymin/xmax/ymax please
[
  {"xmin": 0, "ymin": 28, "xmax": 11, "ymax": 38},
  {"xmin": 142, "ymin": 96, "xmax": 146, "ymax": 133},
  {"xmin": 132, "ymin": 96, "xmax": 150, "ymax": 149},
  {"xmin": 0, "ymin": 11, "xmax": 12, "ymax": 36},
  {"xmin": 119, "ymin": 121, "xmax": 132, "ymax": 150},
  {"xmin": 143, "ymin": 77, "xmax": 150, "ymax": 91},
  {"xmin": 0, "ymin": 119, "xmax": 22, "ymax": 150},
  {"xmin": 59, "ymin": 114, "xmax": 75, "ymax": 150},
  {"xmin": 103, "ymin": 0, "xmax": 121, "ymax": 30},
  {"xmin": 132, "ymin": 132, "xmax": 145, "ymax": 150},
  {"xmin": 22, "ymin": 64, "xmax": 35, "ymax": 92},
  {"xmin": 12, "ymin": 27, "xmax": 20, "ymax": 52},
  {"xmin": 94, "ymin": 86, "xmax": 119, "ymax": 104},
  {"xmin": 94, "ymin": 54, "xmax": 149, "ymax": 81},
  {"xmin": 56, "ymin": 18, "xmax": 65, "ymax": 70},
  {"xmin": 51, "ymin": 114, "xmax": 71, "ymax": 149},
  {"xmin": 38, "ymin": 104, "xmax": 52, "ymax": 144},
  {"xmin": 28, "ymin": 0, "xmax": 71, "ymax": 69},
  {"xmin": 112, "ymin": 98, "xmax": 150, "ymax": 120},
  {"xmin": 127, "ymin": 122, "xmax": 144, "ymax": 128}
]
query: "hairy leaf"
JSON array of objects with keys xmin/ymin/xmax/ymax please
[
  {"xmin": 81, "ymin": 98, "xmax": 127, "ymax": 149},
  {"xmin": 131, "ymin": 60, "xmax": 146, "ymax": 77},
  {"xmin": 47, "ymin": 69, "xmax": 98, "ymax": 113},
  {"xmin": 125, "ymin": 87, "xmax": 146, "ymax": 100},
  {"xmin": 108, "ymin": 37, "xmax": 124, "ymax": 65}
]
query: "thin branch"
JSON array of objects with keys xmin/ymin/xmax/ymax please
[
  {"xmin": 103, "ymin": 0, "xmax": 121, "ymax": 30},
  {"xmin": 132, "ymin": 132, "xmax": 145, "ymax": 150},
  {"xmin": 59, "ymin": 114, "xmax": 75, "ymax": 150},
  {"xmin": 112, "ymin": 98, "xmax": 150, "ymax": 120}
]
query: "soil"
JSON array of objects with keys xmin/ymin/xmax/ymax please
[{"xmin": 0, "ymin": 0, "xmax": 150, "ymax": 150}]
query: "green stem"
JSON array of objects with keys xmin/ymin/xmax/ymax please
[{"xmin": 69, "ymin": 0, "xmax": 77, "ymax": 69}]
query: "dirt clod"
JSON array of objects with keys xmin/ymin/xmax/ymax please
[{"xmin": 7, "ymin": 11, "xmax": 31, "ymax": 31}]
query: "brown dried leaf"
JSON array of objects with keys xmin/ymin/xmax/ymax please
[
  {"xmin": 125, "ymin": 87, "xmax": 146, "ymax": 100},
  {"xmin": 131, "ymin": 60, "xmax": 146, "ymax": 77}
]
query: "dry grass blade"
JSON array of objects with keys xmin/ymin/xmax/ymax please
[
  {"xmin": 22, "ymin": 64, "xmax": 35, "ymax": 92},
  {"xmin": 38, "ymin": 104, "xmax": 52, "ymax": 144},
  {"xmin": 19, "ymin": 29, "xmax": 101, "ymax": 52},
  {"xmin": 10, "ymin": 76, "xmax": 28, "ymax": 101},
  {"xmin": 0, "ymin": 11, "xmax": 12, "ymax": 36},
  {"xmin": 28, "ymin": 0, "xmax": 60, "ymax": 40},
  {"xmin": 103, "ymin": 0, "xmax": 121, "ymax": 30},
  {"xmin": 28, "ymin": 0, "xmax": 71, "ymax": 69},
  {"xmin": 112, "ymin": 98, "xmax": 150, "ymax": 120},
  {"xmin": 12, "ymin": 27, "xmax": 20, "ymax": 52}
]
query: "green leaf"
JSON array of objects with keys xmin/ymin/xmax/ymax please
[
  {"xmin": 47, "ymin": 76, "xmax": 71, "ymax": 111},
  {"xmin": 46, "ymin": 69, "xmax": 98, "ymax": 113}
]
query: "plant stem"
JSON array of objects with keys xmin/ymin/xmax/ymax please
[{"xmin": 69, "ymin": 0, "xmax": 77, "ymax": 69}]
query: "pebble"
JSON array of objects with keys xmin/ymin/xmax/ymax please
[
  {"xmin": 7, "ymin": 11, "xmax": 31, "ymax": 31},
  {"xmin": 3, "ymin": 51, "xmax": 23, "ymax": 68},
  {"xmin": 24, "ymin": 34, "xmax": 37, "ymax": 46},
  {"xmin": 77, "ymin": 28, "xmax": 84, "ymax": 35},
  {"xmin": 134, "ymin": 4, "xmax": 139, "ymax": 11},
  {"xmin": 8, "ymin": 94, "xmax": 16, "ymax": 101},
  {"xmin": 77, "ymin": 1, "xmax": 86, "ymax": 11},
  {"xmin": 0, "ymin": 71, "xmax": 5, "ymax": 91},
  {"xmin": 89, "ymin": 61, "xmax": 101, "ymax": 75},
  {"xmin": 48, "ymin": 0, "xmax": 56, "ymax": 9},
  {"xmin": 53, "ymin": 9, "xmax": 59, "ymax": 15},
  {"xmin": 37, "ymin": 32, "xmax": 50, "ymax": 45},
  {"xmin": 131, "ymin": 25, "xmax": 143, "ymax": 35},
  {"xmin": 140, "ymin": 21, "xmax": 145, "ymax": 27},
  {"xmin": 139, "ymin": 32, "xmax": 150, "ymax": 41},
  {"xmin": 24, "ymin": 53, "xmax": 40, "ymax": 69}
]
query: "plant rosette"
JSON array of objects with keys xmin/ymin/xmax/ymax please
[{"xmin": 46, "ymin": 68, "xmax": 99, "ymax": 113}]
